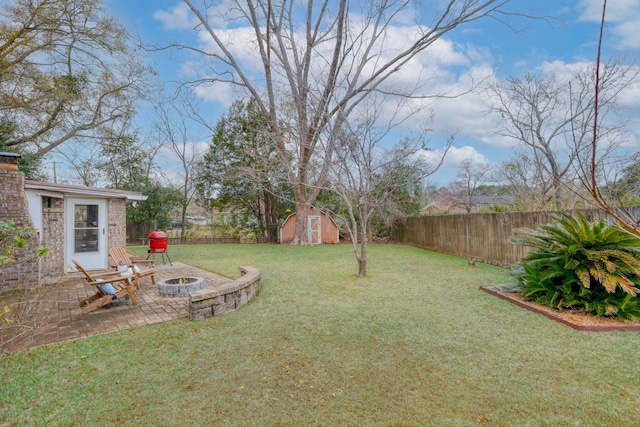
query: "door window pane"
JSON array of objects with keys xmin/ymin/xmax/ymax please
[{"xmin": 74, "ymin": 204, "xmax": 99, "ymax": 253}]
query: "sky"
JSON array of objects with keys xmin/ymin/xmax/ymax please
[{"xmin": 91, "ymin": 0, "xmax": 640, "ymax": 186}]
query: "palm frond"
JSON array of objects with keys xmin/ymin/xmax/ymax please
[{"xmin": 575, "ymin": 267, "xmax": 591, "ymax": 289}]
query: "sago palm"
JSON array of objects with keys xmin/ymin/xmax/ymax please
[{"xmin": 510, "ymin": 212, "xmax": 640, "ymax": 320}]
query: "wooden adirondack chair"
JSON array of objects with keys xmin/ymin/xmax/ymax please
[
  {"xmin": 73, "ymin": 259, "xmax": 137, "ymax": 314},
  {"xmin": 108, "ymin": 246, "xmax": 156, "ymax": 289}
]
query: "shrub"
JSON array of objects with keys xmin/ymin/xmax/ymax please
[
  {"xmin": 510, "ymin": 212, "xmax": 640, "ymax": 321},
  {"xmin": 0, "ymin": 220, "xmax": 32, "ymax": 266},
  {"xmin": 0, "ymin": 220, "xmax": 51, "ymax": 351}
]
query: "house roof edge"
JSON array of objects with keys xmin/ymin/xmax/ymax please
[{"xmin": 24, "ymin": 180, "xmax": 147, "ymax": 201}]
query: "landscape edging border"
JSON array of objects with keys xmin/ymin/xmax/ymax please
[{"xmin": 480, "ymin": 286, "xmax": 640, "ymax": 332}]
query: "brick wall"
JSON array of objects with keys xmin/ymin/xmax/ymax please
[
  {"xmin": 40, "ymin": 197, "xmax": 65, "ymax": 279},
  {"xmin": 0, "ymin": 168, "xmax": 40, "ymax": 292},
  {"xmin": 108, "ymin": 199, "xmax": 127, "ymax": 249}
]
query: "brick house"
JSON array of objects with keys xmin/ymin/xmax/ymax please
[{"xmin": 0, "ymin": 159, "xmax": 145, "ymax": 291}]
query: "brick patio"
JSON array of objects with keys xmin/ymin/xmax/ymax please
[{"xmin": 2, "ymin": 262, "xmax": 232, "ymax": 353}]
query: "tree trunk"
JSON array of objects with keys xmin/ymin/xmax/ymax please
[
  {"xmin": 552, "ymin": 176, "xmax": 564, "ymax": 211},
  {"xmin": 260, "ymin": 192, "xmax": 279, "ymax": 243},
  {"xmin": 266, "ymin": 193, "xmax": 279, "ymax": 243},
  {"xmin": 180, "ymin": 209, "xmax": 187, "ymax": 243},
  {"xmin": 257, "ymin": 201, "xmax": 268, "ymax": 243},
  {"xmin": 357, "ymin": 239, "xmax": 368, "ymax": 277},
  {"xmin": 292, "ymin": 201, "xmax": 309, "ymax": 245}
]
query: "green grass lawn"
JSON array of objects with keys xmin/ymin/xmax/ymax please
[{"xmin": 2, "ymin": 244, "xmax": 640, "ymax": 426}]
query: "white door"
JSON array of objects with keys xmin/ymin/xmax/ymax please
[
  {"xmin": 66, "ymin": 198, "xmax": 108, "ymax": 270},
  {"xmin": 308, "ymin": 215, "xmax": 321, "ymax": 245}
]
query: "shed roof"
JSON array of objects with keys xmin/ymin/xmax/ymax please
[{"xmin": 281, "ymin": 208, "xmax": 340, "ymax": 229}]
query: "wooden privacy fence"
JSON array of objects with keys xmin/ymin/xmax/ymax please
[
  {"xmin": 126, "ymin": 220, "xmax": 157, "ymax": 245},
  {"xmin": 392, "ymin": 208, "xmax": 640, "ymax": 268}
]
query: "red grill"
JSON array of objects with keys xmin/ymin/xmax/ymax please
[{"xmin": 147, "ymin": 229, "xmax": 172, "ymax": 265}]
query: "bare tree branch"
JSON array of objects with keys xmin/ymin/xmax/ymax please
[
  {"xmin": 177, "ymin": 0, "xmax": 521, "ymax": 244},
  {"xmin": 577, "ymin": 0, "xmax": 640, "ymax": 234}
]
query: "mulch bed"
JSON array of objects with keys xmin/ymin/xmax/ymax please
[{"xmin": 480, "ymin": 286, "xmax": 640, "ymax": 332}]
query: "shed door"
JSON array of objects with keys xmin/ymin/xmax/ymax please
[
  {"xmin": 308, "ymin": 215, "xmax": 321, "ymax": 245},
  {"xmin": 65, "ymin": 198, "xmax": 107, "ymax": 270}
]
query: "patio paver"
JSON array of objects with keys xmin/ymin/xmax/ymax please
[{"xmin": 2, "ymin": 262, "xmax": 232, "ymax": 353}]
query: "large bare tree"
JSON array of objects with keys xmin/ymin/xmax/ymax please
[
  {"xmin": 179, "ymin": 0, "xmax": 521, "ymax": 244},
  {"xmin": 0, "ymin": 0, "xmax": 152, "ymax": 158},
  {"xmin": 487, "ymin": 60, "xmax": 636, "ymax": 210}
]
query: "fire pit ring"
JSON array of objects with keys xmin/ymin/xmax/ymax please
[{"xmin": 157, "ymin": 276, "xmax": 205, "ymax": 297}]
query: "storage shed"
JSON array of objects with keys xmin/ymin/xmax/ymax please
[{"xmin": 280, "ymin": 207, "xmax": 339, "ymax": 244}]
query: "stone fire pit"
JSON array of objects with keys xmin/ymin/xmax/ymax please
[{"xmin": 157, "ymin": 276, "xmax": 205, "ymax": 297}]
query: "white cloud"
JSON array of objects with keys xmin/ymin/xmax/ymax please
[
  {"xmin": 395, "ymin": 63, "xmax": 521, "ymax": 151},
  {"xmin": 153, "ymin": 3, "xmax": 196, "ymax": 30},
  {"xmin": 154, "ymin": 0, "xmax": 241, "ymax": 30},
  {"xmin": 196, "ymin": 27, "xmax": 265, "ymax": 74},
  {"xmin": 538, "ymin": 59, "xmax": 640, "ymax": 126},
  {"xmin": 418, "ymin": 145, "xmax": 494, "ymax": 171},
  {"xmin": 191, "ymin": 83, "xmax": 238, "ymax": 107},
  {"xmin": 617, "ymin": 79, "xmax": 640, "ymax": 109},
  {"xmin": 578, "ymin": 0, "xmax": 640, "ymax": 49},
  {"xmin": 417, "ymin": 144, "xmax": 502, "ymax": 185},
  {"xmin": 578, "ymin": 0, "xmax": 638, "ymax": 22},
  {"xmin": 444, "ymin": 145, "xmax": 493, "ymax": 167}
]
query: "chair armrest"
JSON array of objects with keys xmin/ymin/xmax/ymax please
[
  {"xmin": 85, "ymin": 274, "xmax": 133, "ymax": 287},
  {"xmin": 86, "ymin": 270, "xmax": 127, "ymax": 279},
  {"xmin": 129, "ymin": 259, "xmax": 153, "ymax": 268}
]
